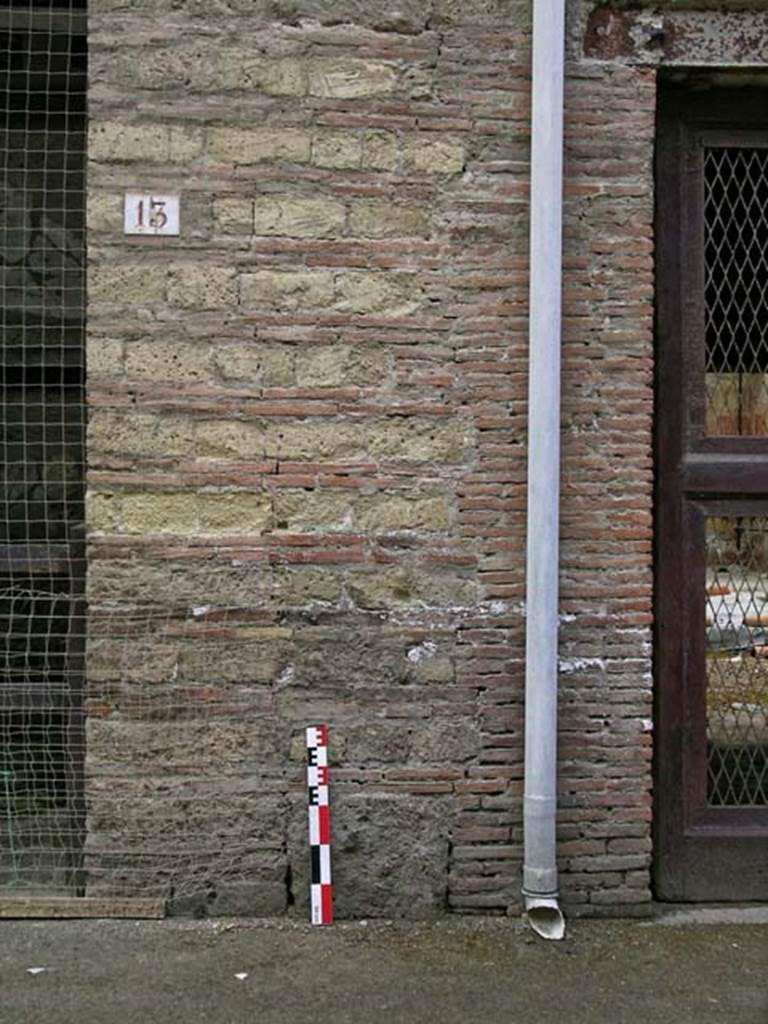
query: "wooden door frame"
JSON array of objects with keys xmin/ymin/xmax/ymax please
[{"xmin": 654, "ymin": 77, "xmax": 768, "ymax": 901}]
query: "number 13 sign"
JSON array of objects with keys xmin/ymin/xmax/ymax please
[{"xmin": 124, "ymin": 193, "xmax": 180, "ymax": 236}]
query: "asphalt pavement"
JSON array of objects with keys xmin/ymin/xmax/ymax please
[{"xmin": 0, "ymin": 910, "xmax": 766, "ymax": 1024}]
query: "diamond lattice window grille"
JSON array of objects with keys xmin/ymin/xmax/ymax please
[
  {"xmin": 706, "ymin": 517, "xmax": 768, "ymax": 805},
  {"xmin": 704, "ymin": 147, "xmax": 768, "ymax": 436}
]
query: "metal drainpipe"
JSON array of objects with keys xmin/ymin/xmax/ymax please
[{"xmin": 522, "ymin": 0, "xmax": 566, "ymax": 941}]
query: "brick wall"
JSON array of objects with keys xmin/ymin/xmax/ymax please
[
  {"xmin": 557, "ymin": 60, "xmax": 655, "ymax": 913},
  {"xmin": 85, "ymin": 0, "xmax": 656, "ymax": 917}
]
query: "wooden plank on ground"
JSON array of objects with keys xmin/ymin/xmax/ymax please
[{"xmin": 0, "ymin": 897, "xmax": 165, "ymax": 920}]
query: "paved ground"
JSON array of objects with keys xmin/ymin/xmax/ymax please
[{"xmin": 1, "ymin": 911, "xmax": 766, "ymax": 1024}]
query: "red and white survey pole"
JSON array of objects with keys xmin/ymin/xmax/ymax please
[{"xmin": 306, "ymin": 724, "xmax": 333, "ymax": 925}]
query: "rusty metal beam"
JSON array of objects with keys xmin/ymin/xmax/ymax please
[{"xmin": 584, "ymin": 5, "xmax": 768, "ymax": 65}]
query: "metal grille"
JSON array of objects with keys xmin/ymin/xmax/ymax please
[
  {"xmin": 706, "ymin": 517, "xmax": 768, "ymax": 805},
  {"xmin": 2, "ymin": 5, "xmax": 296, "ymax": 909},
  {"xmin": 704, "ymin": 146, "xmax": 768, "ymax": 436},
  {"xmin": 0, "ymin": 3, "xmax": 86, "ymax": 893}
]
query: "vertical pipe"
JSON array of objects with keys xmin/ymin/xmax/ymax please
[{"xmin": 523, "ymin": 0, "xmax": 566, "ymax": 940}]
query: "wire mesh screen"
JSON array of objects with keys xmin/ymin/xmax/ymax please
[
  {"xmin": 0, "ymin": 3, "xmax": 86, "ymax": 894},
  {"xmin": 702, "ymin": 145, "xmax": 768, "ymax": 802},
  {"xmin": 1, "ymin": 4, "xmax": 293, "ymax": 912},
  {"xmin": 85, "ymin": 558, "xmax": 290, "ymax": 910},
  {"xmin": 704, "ymin": 146, "xmax": 768, "ymax": 436},
  {"xmin": 706, "ymin": 517, "xmax": 768, "ymax": 806}
]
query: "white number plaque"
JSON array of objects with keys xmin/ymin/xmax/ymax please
[{"xmin": 124, "ymin": 193, "xmax": 180, "ymax": 236}]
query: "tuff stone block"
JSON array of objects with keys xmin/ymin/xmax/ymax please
[
  {"xmin": 362, "ymin": 131, "xmax": 399, "ymax": 171},
  {"xmin": 217, "ymin": 53, "xmax": 308, "ymax": 94},
  {"xmin": 117, "ymin": 491, "xmax": 273, "ymax": 535},
  {"xmin": 273, "ymin": 491, "xmax": 351, "ymax": 531},
  {"xmin": 88, "ymin": 122, "xmax": 167, "ymax": 162},
  {"xmin": 312, "ymin": 131, "xmax": 363, "ymax": 169},
  {"xmin": 124, "ymin": 340, "xmax": 212, "ymax": 383},
  {"xmin": 86, "ymin": 490, "xmax": 120, "ymax": 533},
  {"xmin": 87, "ymin": 192, "xmax": 122, "ymax": 232},
  {"xmin": 89, "ymin": 264, "xmax": 166, "ymax": 305},
  {"xmin": 365, "ymin": 418, "xmax": 470, "ymax": 464},
  {"xmin": 240, "ymin": 270, "xmax": 335, "ymax": 310},
  {"xmin": 354, "ymin": 494, "xmax": 451, "ymax": 532},
  {"xmin": 431, "ymin": 0, "xmax": 532, "ymax": 26},
  {"xmin": 348, "ymin": 200, "xmax": 431, "ymax": 239},
  {"xmin": 213, "ymin": 197, "xmax": 254, "ymax": 233},
  {"xmin": 168, "ymin": 126, "xmax": 205, "ymax": 162},
  {"xmin": 252, "ymin": 196, "xmax": 346, "ymax": 238},
  {"xmin": 307, "ymin": 59, "xmax": 398, "ymax": 99},
  {"xmin": 346, "ymin": 568, "xmax": 480, "ymax": 609},
  {"xmin": 88, "ymin": 412, "xmax": 195, "ymax": 458},
  {"xmin": 214, "ymin": 344, "xmax": 295, "ymax": 386},
  {"xmin": 335, "ymin": 271, "xmax": 424, "ymax": 316},
  {"xmin": 287, "ymin": 794, "xmax": 452, "ymax": 918},
  {"xmin": 208, "ymin": 127, "xmax": 311, "ymax": 165},
  {"xmin": 293, "ymin": 345, "xmax": 387, "ymax": 387},
  {"xmin": 167, "ymin": 266, "xmax": 238, "ymax": 310},
  {"xmin": 404, "ymin": 136, "xmax": 466, "ymax": 175},
  {"xmin": 196, "ymin": 491, "xmax": 274, "ymax": 534},
  {"xmin": 116, "ymin": 492, "xmax": 195, "ymax": 534},
  {"xmin": 262, "ymin": 421, "xmax": 363, "ymax": 460},
  {"xmin": 195, "ymin": 420, "xmax": 267, "ymax": 459},
  {"xmin": 87, "ymin": 336, "xmax": 123, "ymax": 377}
]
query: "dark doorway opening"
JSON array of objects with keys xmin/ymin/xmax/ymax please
[
  {"xmin": 0, "ymin": 5, "xmax": 86, "ymax": 895},
  {"xmin": 654, "ymin": 74, "xmax": 768, "ymax": 901}
]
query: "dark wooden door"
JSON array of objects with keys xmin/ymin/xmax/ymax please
[{"xmin": 655, "ymin": 81, "xmax": 768, "ymax": 900}]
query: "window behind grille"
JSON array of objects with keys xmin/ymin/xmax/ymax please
[{"xmin": 705, "ymin": 146, "xmax": 768, "ymax": 436}]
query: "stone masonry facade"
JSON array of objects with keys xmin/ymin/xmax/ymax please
[{"xmin": 83, "ymin": 0, "xmax": 765, "ymax": 917}]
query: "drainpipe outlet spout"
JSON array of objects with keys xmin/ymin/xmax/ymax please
[{"xmin": 524, "ymin": 896, "xmax": 565, "ymax": 941}]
